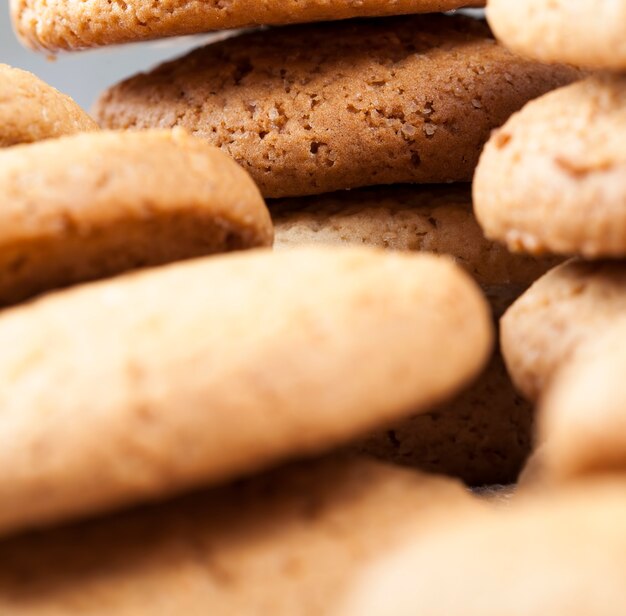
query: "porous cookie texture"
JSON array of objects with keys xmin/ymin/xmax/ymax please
[
  {"xmin": 271, "ymin": 184, "xmax": 561, "ymax": 291},
  {"xmin": 501, "ymin": 260, "xmax": 626, "ymax": 402},
  {"xmin": 475, "ymin": 76, "xmax": 626, "ymax": 259},
  {"xmin": 337, "ymin": 479, "xmax": 626, "ymax": 616},
  {"xmin": 0, "ymin": 247, "xmax": 492, "ymax": 536},
  {"xmin": 12, "ymin": 0, "xmax": 486, "ymax": 52},
  {"xmin": 0, "ymin": 63, "xmax": 98, "ymax": 147},
  {"xmin": 358, "ymin": 352, "xmax": 533, "ymax": 486},
  {"xmin": 0, "ymin": 457, "xmax": 480, "ymax": 614},
  {"xmin": 96, "ymin": 15, "xmax": 581, "ymax": 198},
  {"xmin": 488, "ymin": 0, "xmax": 626, "ymax": 70},
  {"xmin": 539, "ymin": 318, "xmax": 626, "ymax": 481},
  {"xmin": 0, "ymin": 129, "xmax": 272, "ymax": 307}
]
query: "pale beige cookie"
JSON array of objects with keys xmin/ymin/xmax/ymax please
[
  {"xmin": 358, "ymin": 352, "xmax": 532, "ymax": 485},
  {"xmin": 12, "ymin": 0, "xmax": 485, "ymax": 52},
  {"xmin": 0, "ymin": 129, "xmax": 272, "ymax": 306},
  {"xmin": 475, "ymin": 76, "xmax": 626, "ymax": 259},
  {"xmin": 0, "ymin": 456, "xmax": 480, "ymax": 614},
  {"xmin": 0, "ymin": 63, "xmax": 98, "ymax": 147},
  {"xmin": 488, "ymin": 0, "xmax": 626, "ymax": 70},
  {"xmin": 539, "ymin": 318, "xmax": 626, "ymax": 481},
  {"xmin": 0, "ymin": 247, "xmax": 492, "ymax": 536},
  {"xmin": 337, "ymin": 478, "xmax": 626, "ymax": 616},
  {"xmin": 96, "ymin": 15, "xmax": 581, "ymax": 198},
  {"xmin": 501, "ymin": 260, "xmax": 626, "ymax": 402}
]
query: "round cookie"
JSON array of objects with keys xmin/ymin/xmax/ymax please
[
  {"xmin": 475, "ymin": 76, "xmax": 626, "ymax": 258},
  {"xmin": 539, "ymin": 318, "xmax": 626, "ymax": 482},
  {"xmin": 0, "ymin": 247, "xmax": 492, "ymax": 536},
  {"xmin": 488, "ymin": 0, "xmax": 626, "ymax": 71},
  {"xmin": 96, "ymin": 15, "xmax": 581, "ymax": 198},
  {"xmin": 12, "ymin": 0, "xmax": 485, "ymax": 52},
  {"xmin": 0, "ymin": 457, "xmax": 481, "ymax": 614},
  {"xmin": 337, "ymin": 478, "xmax": 626, "ymax": 616},
  {"xmin": 0, "ymin": 63, "xmax": 98, "ymax": 147},
  {"xmin": 501, "ymin": 260, "xmax": 626, "ymax": 402},
  {"xmin": 0, "ymin": 129, "xmax": 272, "ymax": 306}
]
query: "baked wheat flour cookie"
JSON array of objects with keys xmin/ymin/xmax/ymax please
[
  {"xmin": 0, "ymin": 64, "xmax": 97, "ymax": 147},
  {"xmin": 336, "ymin": 478, "xmax": 626, "ymax": 616},
  {"xmin": 0, "ymin": 457, "xmax": 481, "ymax": 614},
  {"xmin": 272, "ymin": 184, "xmax": 557, "ymax": 484},
  {"xmin": 488, "ymin": 0, "xmax": 626, "ymax": 70},
  {"xmin": 475, "ymin": 76, "xmax": 626, "ymax": 258},
  {"xmin": 0, "ymin": 129, "xmax": 272, "ymax": 306},
  {"xmin": 539, "ymin": 318, "xmax": 626, "ymax": 481},
  {"xmin": 0, "ymin": 247, "xmax": 491, "ymax": 536},
  {"xmin": 96, "ymin": 15, "xmax": 581, "ymax": 198},
  {"xmin": 501, "ymin": 260, "xmax": 626, "ymax": 402},
  {"xmin": 12, "ymin": 0, "xmax": 486, "ymax": 52}
]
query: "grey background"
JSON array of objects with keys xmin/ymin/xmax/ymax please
[{"xmin": 0, "ymin": 7, "xmax": 215, "ymax": 111}]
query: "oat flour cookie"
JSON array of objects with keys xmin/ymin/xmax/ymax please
[
  {"xmin": 337, "ymin": 478, "xmax": 626, "ymax": 616},
  {"xmin": 0, "ymin": 129, "xmax": 272, "ymax": 306},
  {"xmin": 475, "ymin": 76, "xmax": 626, "ymax": 258},
  {"xmin": 501, "ymin": 260, "xmax": 626, "ymax": 402},
  {"xmin": 488, "ymin": 0, "xmax": 626, "ymax": 70},
  {"xmin": 0, "ymin": 63, "xmax": 97, "ymax": 147},
  {"xmin": 96, "ymin": 15, "xmax": 581, "ymax": 198},
  {"xmin": 12, "ymin": 0, "xmax": 486, "ymax": 52},
  {"xmin": 0, "ymin": 247, "xmax": 492, "ymax": 536}
]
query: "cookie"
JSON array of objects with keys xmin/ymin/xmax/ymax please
[
  {"xmin": 0, "ymin": 456, "xmax": 480, "ymax": 613},
  {"xmin": 488, "ymin": 0, "xmax": 626, "ymax": 70},
  {"xmin": 539, "ymin": 318, "xmax": 626, "ymax": 481},
  {"xmin": 96, "ymin": 15, "xmax": 581, "ymax": 198},
  {"xmin": 0, "ymin": 246, "xmax": 492, "ymax": 536},
  {"xmin": 271, "ymin": 184, "xmax": 550, "ymax": 484},
  {"xmin": 337, "ymin": 478, "xmax": 626, "ymax": 616},
  {"xmin": 0, "ymin": 63, "xmax": 98, "ymax": 147},
  {"xmin": 0, "ymin": 129, "xmax": 272, "ymax": 306},
  {"xmin": 12, "ymin": 0, "xmax": 486, "ymax": 52},
  {"xmin": 475, "ymin": 76, "xmax": 626, "ymax": 258},
  {"xmin": 501, "ymin": 260, "xmax": 626, "ymax": 402},
  {"xmin": 271, "ymin": 184, "xmax": 561, "ymax": 294},
  {"xmin": 358, "ymin": 352, "xmax": 533, "ymax": 485}
]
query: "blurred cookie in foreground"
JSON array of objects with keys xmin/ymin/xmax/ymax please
[
  {"xmin": 0, "ymin": 129, "xmax": 272, "ymax": 306},
  {"xmin": 0, "ymin": 247, "xmax": 492, "ymax": 536},
  {"xmin": 96, "ymin": 15, "xmax": 581, "ymax": 197},
  {"xmin": 337, "ymin": 478, "xmax": 626, "ymax": 616},
  {"xmin": 0, "ymin": 63, "xmax": 98, "ymax": 147}
]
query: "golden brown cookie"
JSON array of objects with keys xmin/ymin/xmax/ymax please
[
  {"xmin": 12, "ymin": 0, "xmax": 485, "ymax": 52},
  {"xmin": 539, "ymin": 317, "xmax": 626, "ymax": 481},
  {"xmin": 0, "ymin": 247, "xmax": 492, "ymax": 536},
  {"xmin": 0, "ymin": 129, "xmax": 272, "ymax": 306},
  {"xmin": 96, "ymin": 15, "xmax": 581, "ymax": 198},
  {"xmin": 337, "ymin": 478, "xmax": 626, "ymax": 616},
  {"xmin": 501, "ymin": 260, "xmax": 626, "ymax": 402},
  {"xmin": 475, "ymin": 76, "xmax": 626, "ymax": 259},
  {"xmin": 488, "ymin": 0, "xmax": 626, "ymax": 70},
  {"xmin": 0, "ymin": 63, "xmax": 98, "ymax": 147}
]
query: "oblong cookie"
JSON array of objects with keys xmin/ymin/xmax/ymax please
[
  {"xmin": 337, "ymin": 479, "xmax": 626, "ymax": 616},
  {"xmin": 488, "ymin": 0, "xmax": 626, "ymax": 70},
  {"xmin": 0, "ymin": 129, "xmax": 272, "ymax": 306},
  {"xmin": 96, "ymin": 15, "xmax": 581, "ymax": 198},
  {"xmin": 475, "ymin": 76, "xmax": 626, "ymax": 258},
  {"xmin": 272, "ymin": 184, "xmax": 554, "ymax": 484},
  {"xmin": 0, "ymin": 457, "xmax": 480, "ymax": 613},
  {"xmin": 501, "ymin": 260, "xmax": 626, "ymax": 402},
  {"xmin": 12, "ymin": 0, "xmax": 485, "ymax": 52},
  {"xmin": 0, "ymin": 63, "xmax": 98, "ymax": 147},
  {"xmin": 0, "ymin": 247, "xmax": 492, "ymax": 536},
  {"xmin": 539, "ymin": 318, "xmax": 626, "ymax": 481}
]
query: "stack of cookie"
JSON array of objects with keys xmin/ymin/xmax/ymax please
[{"xmin": 473, "ymin": 0, "xmax": 626, "ymax": 485}]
